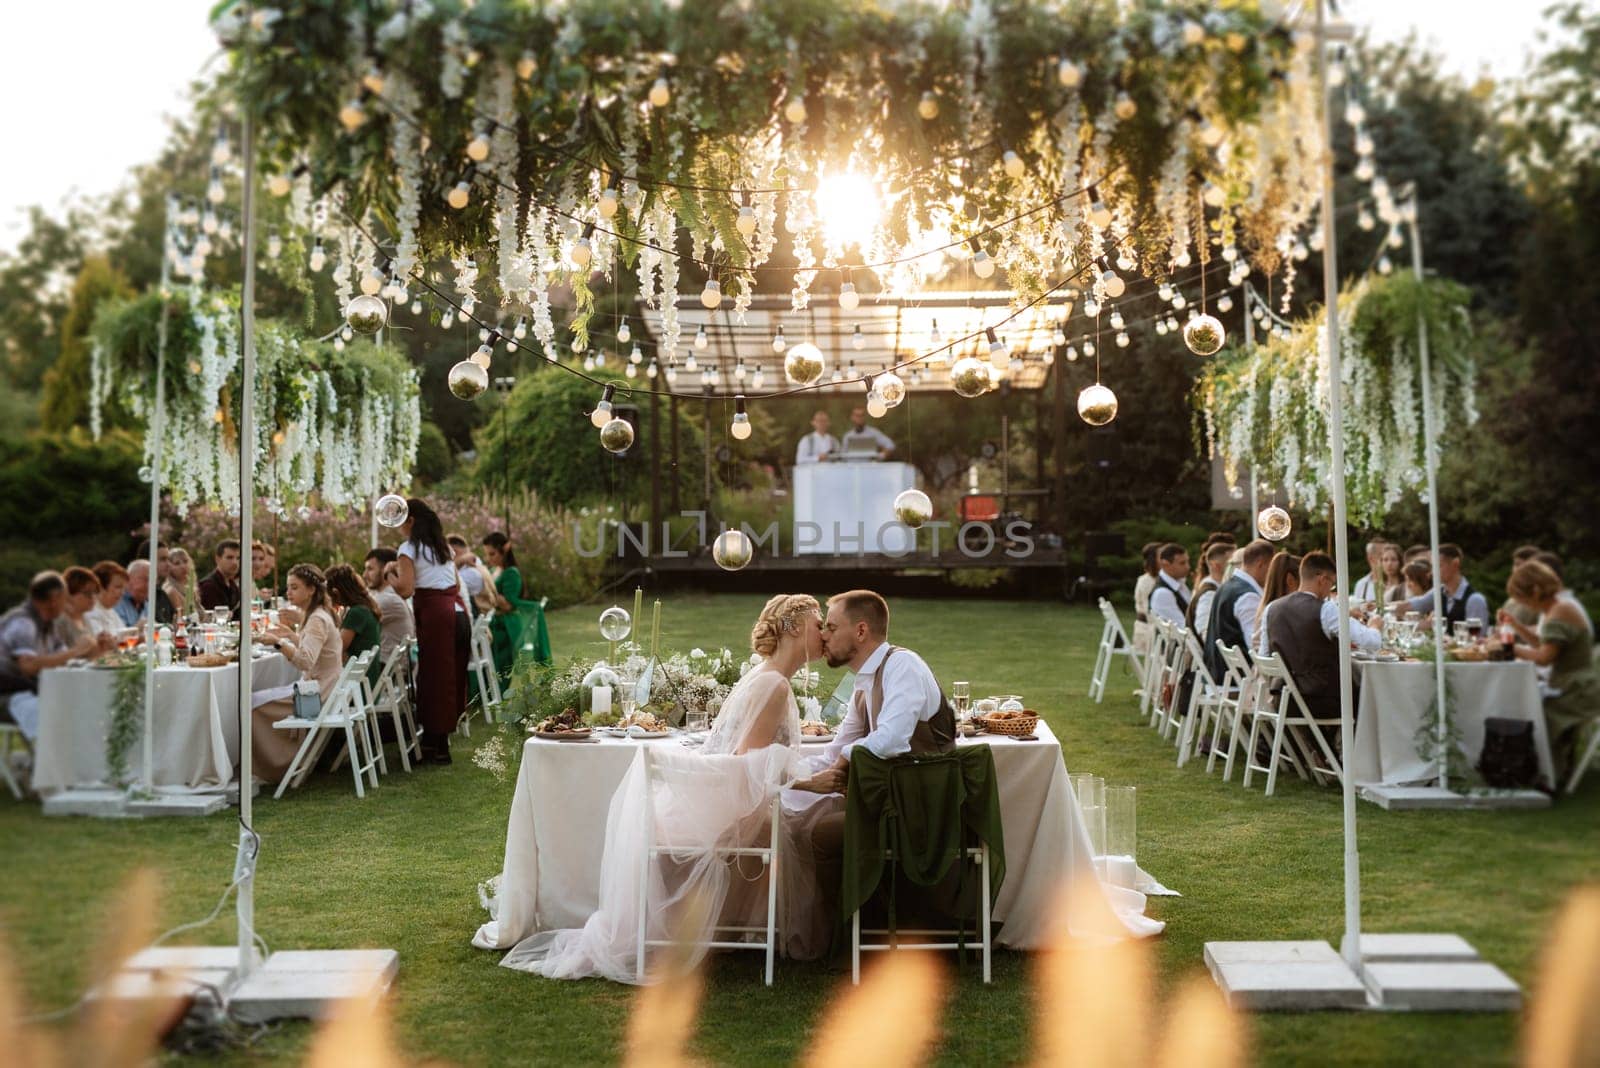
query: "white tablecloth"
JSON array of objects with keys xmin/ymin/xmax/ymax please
[
  {"xmin": 473, "ymin": 720, "xmax": 1162, "ymax": 954},
  {"xmin": 792, "ymin": 461, "xmax": 917, "ymax": 554},
  {"xmin": 1349, "ymin": 661, "xmax": 1554, "ymax": 788},
  {"xmin": 32, "ymin": 653, "xmax": 299, "ymax": 793}
]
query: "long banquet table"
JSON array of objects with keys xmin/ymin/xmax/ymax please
[
  {"xmin": 1348, "ymin": 660, "xmax": 1554, "ymax": 789},
  {"xmin": 32, "ymin": 652, "xmax": 299, "ymax": 793},
  {"xmin": 473, "ymin": 720, "xmax": 1162, "ymax": 956}
]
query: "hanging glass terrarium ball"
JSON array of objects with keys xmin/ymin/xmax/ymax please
[
  {"xmin": 712, "ymin": 529, "xmax": 754, "ymax": 571},
  {"xmin": 783, "ymin": 342, "xmax": 826, "ymax": 386},
  {"xmin": 1077, "ymin": 383, "xmax": 1118, "ymax": 426},
  {"xmin": 874, "ymin": 371, "xmax": 906, "ymax": 408},
  {"xmin": 374, "ymin": 493, "xmax": 409, "ymax": 528},
  {"xmin": 598, "ymin": 605, "xmax": 633, "ymax": 642},
  {"xmin": 599, "ymin": 416, "xmax": 635, "ymax": 455},
  {"xmin": 1257, "ymin": 505, "xmax": 1293, "ymax": 541},
  {"xmin": 893, "ymin": 488, "xmax": 933, "ymax": 529},
  {"xmin": 1183, "ymin": 314, "xmax": 1225, "ymax": 357},
  {"xmin": 950, "ymin": 356, "xmax": 990, "ymax": 398},
  {"xmin": 448, "ymin": 359, "xmax": 489, "ymax": 400}
]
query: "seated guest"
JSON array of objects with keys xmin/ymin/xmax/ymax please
[
  {"xmin": 1533, "ymin": 551, "xmax": 1594, "ymax": 638},
  {"xmin": 1253, "ymin": 552, "xmax": 1302, "ymax": 656},
  {"xmin": 1, "ymin": 572, "xmax": 103, "ymax": 741},
  {"xmin": 1147, "ymin": 543, "xmax": 1191, "ymax": 626},
  {"xmin": 1500, "ymin": 561, "xmax": 1599, "ymax": 782},
  {"xmin": 1403, "ymin": 544, "xmax": 1430, "ymax": 564},
  {"xmin": 448, "ymin": 534, "xmax": 495, "ymax": 617},
  {"xmin": 1204, "ymin": 539, "xmax": 1276, "ymax": 679},
  {"xmin": 1132, "ymin": 542, "xmax": 1160, "ymax": 652},
  {"xmin": 163, "ymin": 547, "xmax": 197, "ymax": 620},
  {"xmin": 363, "ymin": 548, "xmax": 415, "ymax": 660},
  {"xmin": 1268, "ymin": 552, "xmax": 1382, "ymax": 744},
  {"xmin": 86, "ymin": 561, "xmax": 127, "ymax": 636},
  {"xmin": 115, "ymin": 560, "xmax": 174, "ymax": 627},
  {"xmin": 55, "ymin": 566, "xmax": 103, "ymax": 647},
  {"xmin": 1186, "ymin": 542, "xmax": 1234, "ymax": 639},
  {"xmin": 252, "ymin": 541, "xmax": 282, "ymax": 599},
  {"xmin": 197, "ymin": 539, "xmax": 242, "ymax": 615},
  {"xmin": 1406, "ymin": 543, "xmax": 1490, "ymax": 628},
  {"xmin": 252, "ymin": 564, "xmax": 344, "ymax": 784},
  {"xmin": 1353, "ymin": 539, "xmax": 1386, "ymax": 603},
  {"xmin": 481, "ymin": 532, "xmax": 528, "ymax": 679},
  {"xmin": 1402, "ymin": 559, "xmax": 1432, "ymax": 602},
  {"xmin": 325, "ymin": 564, "xmax": 384, "ymax": 687},
  {"xmin": 1501, "ymin": 545, "xmax": 1546, "ymax": 628},
  {"xmin": 1377, "ymin": 542, "xmax": 1406, "ymax": 608}
]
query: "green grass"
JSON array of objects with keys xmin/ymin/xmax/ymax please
[{"xmin": 2, "ymin": 596, "xmax": 1596, "ymax": 1066}]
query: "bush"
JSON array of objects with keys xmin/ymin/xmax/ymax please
[
  {"xmin": 0, "ymin": 431, "xmax": 146, "ymax": 544},
  {"xmin": 413, "ymin": 420, "xmax": 453, "ymax": 485}
]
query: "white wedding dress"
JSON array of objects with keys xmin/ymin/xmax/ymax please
[{"xmin": 500, "ymin": 665, "xmax": 828, "ymax": 983}]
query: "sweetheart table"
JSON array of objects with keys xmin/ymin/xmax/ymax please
[{"xmin": 473, "ymin": 720, "xmax": 1162, "ymax": 956}]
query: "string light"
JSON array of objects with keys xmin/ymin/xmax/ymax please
[
  {"xmin": 772, "ymin": 325, "xmax": 787, "ymax": 352},
  {"xmin": 838, "ymin": 281, "xmax": 860, "ymax": 310},
  {"xmin": 571, "ymin": 225, "xmax": 595, "ymax": 267},
  {"xmin": 1057, "ymin": 57, "xmax": 1082, "ymax": 88},
  {"xmin": 598, "ymin": 186, "xmax": 619, "ymax": 219},
  {"xmin": 694, "ymin": 324, "xmax": 709, "ymax": 350},
  {"xmin": 1002, "ymin": 150, "xmax": 1025, "ymax": 179},
  {"xmin": 466, "ymin": 125, "xmax": 491, "ymax": 162},
  {"xmin": 736, "ymin": 205, "xmax": 757, "ymax": 237},
  {"xmin": 969, "ymin": 237, "xmax": 996, "ymax": 279},
  {"xmin": 617, "ymin": 319, "xmax": 632, "ymax": 344},
  {"xmin": 309, "ymin": 243, "xmax": 327, "ymax": 272},
  {"xmin": 851, "ymin": 325, "xmax": 866, "ymax": 350},
  {"xmin": 338, "ymin": 98, "xmax": 367, "ymax": 131},
  {"xmin": 447, "ymin": 181, "xmax": 471, "ymax": 209},
  {"xmin": 918, "ymin": 91, "xmax": 939, "ymax": 120},
  {"xmin": 471, "ymin": 342, "xmax": 494, "ymax": 369},
  {"xmin": 731, "ymin": 395, "xmax": 752, "ymax": 439},
  {"xmin": 701, "ymin": 278, "xmax": 723, "ymax": 309},
  {"xmin": 648, "ymin": 76, "xmax": 671, "ymax": 108},
  {"xmin": 1097, "ymin": 268, "xmax": 1123, "ymax": 297},
  {"xmin": 784, "ymin": 94, "xmax": 807, "ymax": 125}
]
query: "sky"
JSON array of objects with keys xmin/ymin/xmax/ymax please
[{"xmin": 0, "ymin": 1, "xmax": 1561, "ymax": 251}]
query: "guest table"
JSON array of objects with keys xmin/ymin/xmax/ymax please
[
  {"xmin": 32, "ymin": 652, "xmax": 298, "ymax": 793},
  {"xmin": 1348, "ymin": 660, "xmax": 1554, "ymax": 789},
  {"xmin": 473, "ymin": 720, "xmax": 1162, "ymax": 956}
]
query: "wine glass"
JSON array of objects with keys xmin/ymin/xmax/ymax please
[
  {"xmin": 1466, "ymin": 616, "xmax": 1485, "ymax": 642},
  {"xmin": 951, "ymin": 681, "xmax": 970, "ymax": 718}
]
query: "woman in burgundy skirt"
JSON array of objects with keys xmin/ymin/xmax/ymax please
[{"xmin": 393, "ymin": 498, "xmax": 465, "ymax": 763}]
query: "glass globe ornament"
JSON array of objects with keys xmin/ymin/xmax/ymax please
[
  {"xmin": 712, "ymin": 529, "xmax": 754, "ymax": 571},
  {"xmin": 447, "ymin": 359, "xmax": 489, "ymax": 400},
  {"xmin": 343, "ymin": 294, "xmax": 387, "ymax": 335},
  {"xmin": 874, "ymin": 371, "xmax": 906, "ymax": 408},
  {"xmin": 598, "ymin": 606, "xmax": 633, "ymax": 642},
  {"xmin": 1077, "ymin": 383, "xmax": 1118, "ymax": 426},
  {"xmin": 893, "ymin": 488, "xmax": 933, "ymax": 529},
  {"xmin": 1183, "ymin": 314, "xmax": 1225, "ymax": 356},
  {"xmin": 1257, "ymin": 505, "xmax": 1293, "ymax": 542},
  {"xmin": 783, "ymin": 342, "xmax": 826, "ymax": 386},
  {"xmin": 600, "ymin": 417, "xmax": 635, "ymax": 454},
  {"xmin": 374, "ymin": 493, "xmax": 409, "ymax": 528},
  {"xmin": 950, "ymin": 356, "xmax": 990, "ymax": 398}
]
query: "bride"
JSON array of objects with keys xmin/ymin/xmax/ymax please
[{"xmin": 501, "ymin": 594, "xmax": 839, "ymax": 983}]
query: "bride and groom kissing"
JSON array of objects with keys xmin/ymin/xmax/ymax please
[{"xmin": 501, "ymin": 589, "xmax": 957, "ymax": 983}]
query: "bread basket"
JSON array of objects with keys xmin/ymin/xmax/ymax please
[{"xmin": 975, "ymin": 710, "xmax": 1038, "ymax": 737}]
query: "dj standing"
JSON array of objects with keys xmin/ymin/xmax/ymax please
[
  {"xmin": 795, "ymin": 410, "xmax": 840, "ymax": 465},
  {"xmin": 840, "ymin": 406, "xmax": 894, "ymax": 460}
]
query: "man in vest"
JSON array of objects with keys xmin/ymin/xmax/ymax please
[
  {"xmin": 1405, "ymin": 543, "xmax": 1489, "ymax": 629},
  {"xmin": 1204, "ymin": 539, "xmax": 1276, "ymax": 681},
  {"xmin": 1148, "ymin": 543, "xmax": 1192, "ymax": 626},
  {"xmin": 1268, "ymin": 552, "xmax": 1383, "ymax": 749}
]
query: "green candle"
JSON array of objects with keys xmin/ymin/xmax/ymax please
[
  {"xmin": 651, "ymin": 599, "xmax": 661, "ymax": 660},
  {"xmin": 632, "ymin": 587, "xmax": 643, "ymax": 641}
]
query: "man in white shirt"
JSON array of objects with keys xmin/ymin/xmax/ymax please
[
  {"xmin": 1405, "ymin": 543, "xmax": 1490, "ymax": 628},
  {"xmin": 839, "ymin": 407, "xmax": 895, "ymax": 459},
  {"xmin": 1268, "ymin": 553, "xmax": 1381, "ymax": 747},
  {"xmin": 1189, "ymin": 542, "xmax": 1233, "ymax": 639},
  {"xmin": 1148, "ymin": 543, "xmax": 1192, "ymax": 626},
  {"xmin": 1352, "ymin": 539, "xmax": 1385, "ymax": 603},
  {"xmin": 794, "ymin": 410, "xmax": 840, "ymax": 465},
  {"xmin": 1202, "ymin": 539, "xmax": 1275, "ymax": 681},
  {"xmin": 363, "ymin": 548, "xmax": 416, "ymax": 660}
]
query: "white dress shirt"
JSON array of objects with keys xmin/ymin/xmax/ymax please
[
  {"xmin": 794, "ymin": 431, "xmax": 840, "ymax": 465},
  {"xmin": 1407, "ymin": 576, "xmax": 1489, "ymax": 625},
  {"xmin": 1232, "ymin": 571, "xmax": 1264, "ymax": 646},
  {"xmin": 1353, "ymin": 573, "xmax": 1377, "ymax": 602},
  {"xmin": 1193, "ymin": 583, "xmax": 1219, "ymax": 639},
  {"xmin": 824, "ymin": 642, "xmax": 944, "ymax": 762},
  {"xmin": 841, "ymin": 425, "xmax": 895, "ymax": 455},
  {"xmin": 1148, "ymin": 573, "xmax": 1189, "ymax": 626},
  {"xmin": 1296, "ymin": 590, "xmax": 1383, "ymax": 652}
]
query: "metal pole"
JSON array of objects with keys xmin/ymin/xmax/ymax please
[
  {"xmin": 1407, "ymin": 196, "xmax": 1449, "ymax": 790},
  {"xmin": 236, "ymin": 104, "xmax": 259, "ymax": 982},
  {"xmin": 141, "ymin": 203, "xmax": 174, "ymax": 793},
  {"xmin": 1244, "ymin": 289, "xmax": 1259, "ymax": 539},
  {"xmin": 1316, "ymin": 0, "xmax": 1362, "ymax": 973}
]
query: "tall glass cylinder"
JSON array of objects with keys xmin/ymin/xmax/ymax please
[
  {"xmin": 1071, "ymin": 773, "xmax": 1105, "ymax": 858},
  {"xmin": 1103, "ymin": 784, "xmax": 1138, "ymax": 888}
]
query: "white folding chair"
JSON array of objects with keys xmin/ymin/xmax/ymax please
[
  {"xmin": 1177, "ymin": 632, "xmax": 1234, "ymax": 768},
  {"xmin": 1565, "ymin": 723, "xmax": 1600, "ymax": 795},
  {"xmin": 1149, "ymin": 623, "xmax": 1191, "ymax": 739},
  {"xmin": 0, "ymin": 720, "xmax": 30, "ymax": 799},
  {"xmin": 273, "ymin": 650, "xmax": 382, "ymax": 799},
  {"xmin": 1243, "ymin": 654, "xmax": 1340, "ymax": 796},
  {"xmin": 1136, "ymin": 619, "xmax": 1172, "ymax": 719},
  {"xmin": 461, "ymin": 611, "xmax": 501, "ymax": 734},
  {"xmin": 1089, "ymin": 599, "xmax": 1143, "ymax": 703},
  {"xmin": 852, "ymin": 840, "xmax": 992, "ymax": 986},
  {"xmin": 367, "ymin": 639, "xmax": 421, "ymax": 773},
  {"xmin": 1211, "ymin": 644, "xmax": 1257, "ymax": 780},
  {"xmin": 634, "ymin": 750, "xmax": 781, "ymax": 986}
]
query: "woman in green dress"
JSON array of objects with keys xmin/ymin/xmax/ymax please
[
  {"xmin": 1501, "ymin": 560, "xmax": 1599, "ymax": 784},
  {"xmin": 326, "ymin": 563, "xmax": 384, "ymax": 688},
  {"xmin": 481, "ymin": 532, "xmax": 528, "ymax": 680}
]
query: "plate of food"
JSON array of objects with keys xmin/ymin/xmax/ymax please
[
  {"xmin": 533, "ymin": 709, "xmax": 592, "ymax": 741},
  {"xmin": 621, "ymin": 711, "xmax": 672, "ymax": 738},
  {"xmin": 799, "ymin": 721, "xmax": 836, "ymax": 743},
  {"xmin": 1375, "ymin": 651, "xmax": 1401, "ymax": 663}
]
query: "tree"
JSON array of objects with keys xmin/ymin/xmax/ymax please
[{"xmin": 39, "ymin": 257, "xmax": 132, "ymax": 432}]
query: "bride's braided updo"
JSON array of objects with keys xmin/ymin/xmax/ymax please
[{"xmin": 750, "ymin": 594, "xmax": 820, "ymax": 657}]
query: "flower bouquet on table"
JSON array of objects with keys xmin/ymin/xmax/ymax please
[{"xmin": 496, "ymin": 644, "xmax": 740, "ymax": 731}]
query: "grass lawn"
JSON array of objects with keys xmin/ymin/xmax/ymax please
[{"xmin": 2, "ymin": 595, "xmax": 1596, "ymax": 1066}]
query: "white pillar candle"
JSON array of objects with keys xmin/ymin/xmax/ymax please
[
  {"xmin": 592, "ymin": 686, "xmax": 612, "ymax": 715},
  {"xmin": 1104, "ymin": 854, "xmax": 1138, "ymax": 889}
]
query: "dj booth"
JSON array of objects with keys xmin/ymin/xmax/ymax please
[{"xmin": 791, "ymin": 459, "xmax": 917, "ymax": 555}]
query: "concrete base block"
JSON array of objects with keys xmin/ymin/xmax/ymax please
[
  {"xmin": 1203, "ymin": 941, "xmax": 1371, "ymax": 1011},
  {"xmin": 41, "ymin": 788, "xmax": 132, "ymax": 817},
  {"xmin": 1359, "ymin": 933, "xmax": 1479, "ymax": 964},
  {"xmin": 1364, "ymin": 961, "xmax": 1522, "ymax": 1012},
  {"xmin": 1359, "ymin": 784, "xmax": 1551, "ymax": 811},
  {"xmin": 126, "ymin": 794, "xmax": 229, "ymax": 817},
  {"xmin": 228, "ymin": 949, "xmax": 399, "ymax": 1023}
]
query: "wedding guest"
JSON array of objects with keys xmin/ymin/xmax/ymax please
[
  {"xmin": 1403, "ymin": 544, "xmax": 1430, "ymax": 564},
  {"xmin": 1187, "ymin": 542, "xmax": 1234, "ymax": 639},
  {"xmin": 253, "ymin": 564, "xmax": 343, "ymax": 784},
  {"xmin": 198, "ymin": 539, "xmax": 242, "ymax": 615},
  {"xmin": 1500, "ymin": 561, "xmax": 1599, "ymax": 782},
  {"xmin": 1253, "ymin": 552, "xmax": 1302, "ymax": 656},
  {"xmin": 1148, "ymin": 543, "xmax": 1192, "ymax": 626},
  {"xmin": 1132, "ymin": 542, "xmax": 1160, "ymax": 653},
  {"xmin": 85, "ymin": 561, "xmax": 127, "ymax": 636},
  {"xmin": 1, "ymin": 572, "xmax": 102, "ymax": 741},
  {"xmin": 447, "ymin": 534, "xmax": 495, "ymax": 617},
  {"xmin": 1203, "ymin": 538, "xmax": 1276, "ymax": 679},
  {"xmin": 163, "ymin": 547, "xmax": 198, "ymax": 619},
  {"xmin": 363, "ymin": 548, "xmax": 415, "ymax": 661},
  {"xmin": 1513, "ymin": 545, "xmax": 1543, "ymax": 565},
  {"xmin": 115, "ymin": 560, "xmax": 174, "ymax": 627},
  {"xmin": 325, "ymin": 564, "xmax": 383, "ymax": 687},
  {"xmin": 1353, "ymin": 539, "xmax": 1386, "ymax": 603},
  {"xmin": 480, "ymin": 532, "xmax": 526, "ymax": 679},
  {"xmin": 1533, "ymin": 551, "xmax": 1594, "ymax": 638},
  {"xmin": 1406, "ymin": 543, "xmax": 1489, "ymax": 628},
  {"xmin": 1403, "ymin": 559, "xmax": 1432, "ymax": 601},
  {"xmin": 252, "ymin": 541, "xmax": 281, "ymax": 598},
  {"xmin": 1377, "ymin": 542, "xmax": 1406, "ymax": 608},
  {"xmin": 54, "ymin": 566, "xmax": 102, "ymax": 647},
  {"xmin": 396, "ymin": 499, "xmax": 466, "ymax": 764},
  {"xmin": 1268, "ymin": 552, "xmax": 1382, "ymax": 749}
]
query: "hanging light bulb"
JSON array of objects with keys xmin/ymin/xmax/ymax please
[
  {"xmin": 918, "ymin": 91, "xmax": 940, "ymax": 120},
  {"xmin": 333, "ymin": 337, "xmax": 346, "ymax": 352},
  {"xmin": 701, "ymin": 278, "xmax": 722, "ymax": 309},
  {"xmin": 1002, "ymin": 150, "xmax": 1025, "ymax": 179},
  {"xmin": 440, "ymin": 310, "xmax": 454, "ymax": 328},
  {"xmin": 1155, "ymin": 319, "xmax": 1169, "ymax": 337},
  {"xmin": 571, "ymin": 233, "xmax": 594, "ymax": 268},
  {"xmin": 267, "ymin": 172, "xmax": 293, "ymax": 197},
  {"xmin": 969, "ymin": 238, "xmax": 996, "ymax": 279},
  {"xmin": 1087, "ymin": 198, "xmax": 1113, "ymax": 229},
  {"xmin": 465, "ymin": 125, "xmax": 491, "ymax": 162},
  {"xmin": 1355, "ymin": 157, "xmax": 1376, "ymax": 182},
  {"xmin": 852, "ymin": 325, "xmax": 866, "ymax": 351},
  {"xmin": 986, "ymin": 328, "xmax": 1008, "ymax": 369},
  {"xmin": 1199, "ymin": 119, "xmax": 1226, "ymax": 147},
  {"xmin": 929, "ymin": 318, "xmax": 943, "ymax": 346},
  {"xmin": 629, "ymin": 344, "xmax": 643, "ymax": 365},
  {"xmin": 734, "ymin": 361, "xmax": 747, "ymax": 383},
  {"xmin": 512, "ymin": 317, "xmax": 528, "ymax": 340},
  {"xmin": 1171, "ymin": 292, "xmax": 1187, "ymax": 310},
  {"xmin": 772, "ymin": 325, "xmax": 787, "ymax": 352},
  {"xmin": 471, "ymin": 342, "xmax": 494, "ymax": 370},
  {"xmin": 309, "ymin": 243, "xmax": 327, "ymax": 272},
  {"xmin": 624, "ymin": 363, "xmax": 637, "ymax": 379},
  {"xmin": 694, "ymin": 325, "xmax": 709, "ymax": 350},
  {"xmin": 1057, "ymin": 56, "xmax": 1082, "ymax": 88},
  {"xmin": 1113, "ymin": 91, "xmax": 1138, "ymax": 120},
  {"xmin": 1309, "ymin": 228, "xmax": 1325, "ymax": 252},
  {"xmin": 648, "ymin": 76, "xmax": 671, "ymax": 108},
  {"xmin": 266, "ymin": 231, "xmax": 282, "ymax": 259},
  {"xmin": 210, "ymin": 132, "xmax": 232, "ymax": 166},
  {"xmin": 339, "ymin": 326, "xmax": 355, "ymax": 343},
  {"xmin": 582, "ymin": 354, "xmax": 596, "ymax": 371},
  {"xmin": 1115, "ymin": 331, "xmax": 1130, "ymax": 348},
  {"xmin": 360, "ymin": 63, "xmax": 386, "ymax": 95},
  {"xmin": 664, "ymin": 361, "xmax": 677, "ymax": 384},
  {"xmin": 410, "ymin": 298, "xmax": 423, "ymax": 316},
  {"xmin": 447, "ymin": 181, "xmax": 471, "ymax": 209},
  {"xmin": 1065, "ymin": 345, "xmax": 1080, "ymax": 362},
  {"xmin": 206, "ymin": 174, "xmax": 225, "ymax": 205},
  {"xmin": 1377, "ymin": 255, "xmax": 1393, "ymax": 275},
  {"xmin": 1043, "ymin": 350, "xmax": 1055, "ymax": 366},
  {"xmin": 1109, "ymin": 310, "xmax": 1126, "ymax": 331},
  {"xmin": 647, "ymin": 360, "xmax": 659, "ymax": 380},
  {"xmin": 1357, "ymin": 207, "xmax": 1376, "ymax": 231},
  {"xmin": 838, "ymin": 282, "xmax": 860, "ymax": 310},
  {"xmin": 1344, "ymin": 100, "xmax": 1366, "ymax": 126},
  {"xmin": 1052, "ymin": 325, "xmax": 1067, "ymax": 346},
  {"xmin": 359, "ymin": 267, "xmax": 384, "ymax": 296},
  {"xmin": 517, "ymin": 50, "xmax": 537, "ymax": 79},
  {"xmin": 731, "ymin": 395, "xmax": 753, "ymax": 440},
  {"xmin": 1077, "ymin": 383, "xmax": 1118, "ymax": 426},
  {"xmin": 586, "ymin": 385, "xmax": 616, "ymax": 429},
  {"xmin": 752, "ymin": 367, "xmax": 765, "ymax": 389},
  {"xmin": 1083, "ymin": 340, "xmax": 1096, "ymax": 357},
  {"xmin": 616, "ymin": 319, "xmax": 631, "ymax": 345},
  {"xmin": 596, "ymin": 187, "xmax": 620, "ymax": 221},
  {"xmin": 784, "ymin": 94, "xmax": 807, "ymax": 124},
  {"xmin": 684, "ymin": 353, "xmax": 698, "ymax": 373},
  {"xmin": 866, "ymin": 390, "xmax": 889, "ymax": 419},
  {"xmin": 338, "ymin": 98, "xmax": 367, "ymax": 131},
  {"xmin": 1216, "ymin": 293, "xmax": 1234, "ymax": 313}
]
